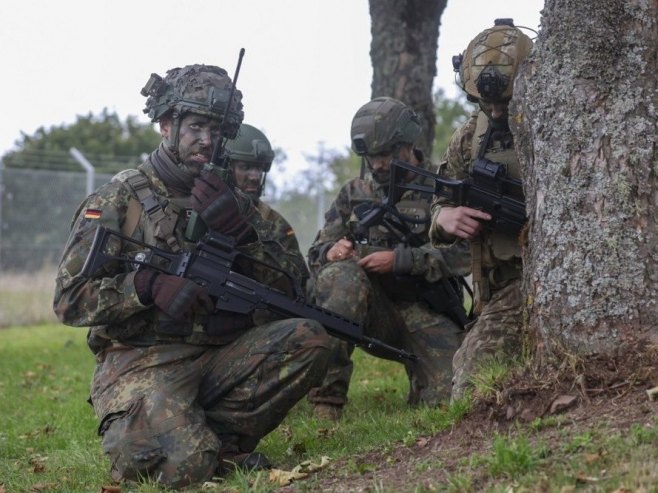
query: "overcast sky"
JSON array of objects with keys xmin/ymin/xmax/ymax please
[{"xmin": 1, "ymin": 0, "xmax": 543, "ymax": 168}]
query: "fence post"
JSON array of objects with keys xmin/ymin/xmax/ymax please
[{"xmin": 69, "ymin": 147, "xmax": 95, "ymax": 196}]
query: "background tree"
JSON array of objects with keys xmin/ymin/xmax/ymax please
[
  {"xmin": 369, "ymin": 0, "xmax": 447, "ymax": 154},
  {"xmin": 511, "ymin": 0, "xmax": 658, "ymax": 357},
  {"xmin": 2, "ymin": 108, "xmax": 160, "ymax": 172},
  {"xmin": 431, "ymin": 88, "xmax": 472, "ymax": 161}
]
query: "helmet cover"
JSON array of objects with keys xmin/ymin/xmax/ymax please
[
  {"xmin": 458, "ymin": 20, "xmax": 533, "ymax": 102},
  {"xmin": 350, "ymin": 97, "xmax": 421, "ymax": 156},
  {"xmin": 141, "ymin": 64, "xmax": 244, "ymax": 139}
]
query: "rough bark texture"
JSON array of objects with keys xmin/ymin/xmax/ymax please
[
  {"xmin": 511, "ymin": 0, "xmax": 658, "ymax": 356},
  {"xmin": 369, "ymin": 0, "xmax": 446, "ymax": 154}
]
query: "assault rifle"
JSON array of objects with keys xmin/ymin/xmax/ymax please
[
  {"xmin": 81, "ymin": 226, "xmax": 417, "ymax": 362},
  {"xmin": 391, "ymin": 158, "xmax": 526, "ymax": 236},
  {"xmin": 349, "ymin": 168, "xmax": 473, "ymax": 329}
]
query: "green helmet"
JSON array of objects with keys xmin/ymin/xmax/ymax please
[
  {"xmin": 141, "ymin": 64, "xmax": 244, "ymax": 140},
  {"xmin": 225, "ymin": 123, "xmax": 275, "ymax": 172},
  {"xmin": 350, "ymin": 97, "xmax": 421, "ymax": 156},
  {"xmin": 454, "ymin": 19, "xmax": 533, "ymax": 102}
]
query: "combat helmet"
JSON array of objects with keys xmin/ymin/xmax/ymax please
[
  {"xmin": 350, "ymin": 97, "xmax": 421, "ymax": 156},
  {"xmin": 141, "ymin": 64, "xmax": 244, "ymax": 151},
  {"xmin": 225, "ymin": 124, "xmax": 275, "ymax": 172},
  {"xmin": 225, "ymin": 124, "xmax": 275, "ymax": 199},
  {"xmin": 453, "ymin": 19, "xmax": 533, "ymax": 102}
]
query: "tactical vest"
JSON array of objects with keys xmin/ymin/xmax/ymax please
[
  {"xmin": 113, "ymin": 166, "xmax": 191, "ymax": 252},
  {"xmin": 90, "ymin": 166, "xmax": 258, "ymax": 349},
  {"xmin": 469, "ymin": 112, "xmax": 523, "ymax": 307}
]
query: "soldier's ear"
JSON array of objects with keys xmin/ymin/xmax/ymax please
[{"xmin": 159, "ymin": 117, "xmax": 172, "ymax": 139}]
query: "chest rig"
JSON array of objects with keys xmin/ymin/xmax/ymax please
[
  {"xmin": 113, "ymin": 165, "xmax": 191, "ymax": 252},
  {"xmin": 470, "ymin": 112, "xmax": 523, "ymax": 310}
]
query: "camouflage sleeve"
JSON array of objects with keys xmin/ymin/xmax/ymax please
[
  {"xmin": 307, "ymin": 182, "xmax": 354, "ymax": 273},
  {"xmin": 231, "ymin": 204, "xmax": 306, "ymax": 298},
  {"xmin": 393, "ymin": 238, "xmax": 471, "ymax": 282},
  {"xmin": 53, "ymin": 181, "xmax": 147, "ymax": 327},
  {"xmin": 429, "ymin": 110, "xmax": 478, "ymax": 246},
  {"xmin": 264, "ymin": 207, "xmax": 310, "ymax": 290}
]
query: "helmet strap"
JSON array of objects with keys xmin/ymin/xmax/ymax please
[
  {"xmin": 165, "ymin": 112, "xmax": 182, "ymax": 158},
  {"xmin": 257, "ymin": 172, "xmax": 267, "ymax": 200}
]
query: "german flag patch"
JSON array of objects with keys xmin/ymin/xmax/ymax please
[{"xmin": 84, "ymin": 209, "xmax": 103, "ymax": 220}]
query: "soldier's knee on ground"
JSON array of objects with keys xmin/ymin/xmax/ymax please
[
  {"xmin": 105, "ymin": 431, "xmax": 218, "ymax": 488},
  {"xmin": 101, "ymin": 397, "xmax": 220, "ymax": 487}
]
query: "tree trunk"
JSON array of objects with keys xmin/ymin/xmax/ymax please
[
  {"xmin": 369, "ymin": 0, "xmax": 447, "ymax": 154},
  {"xmin": 511, "ymin": 0, "xmax": 658, "ymax": 357}
]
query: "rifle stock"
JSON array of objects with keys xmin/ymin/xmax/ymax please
[{"xmin": 81, "ymin": 226, "xmax": 417, "ymax": 362}]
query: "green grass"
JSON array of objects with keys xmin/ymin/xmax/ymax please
[
  {"xmin": 3, "ymin": 325, "xmax": 658, "ymax": 492},
  {"xmin": 0, "ymin": 268, "xmax": 59, "ymax": 327},
  {"xmin": 0, "ymin": 325, "xmax": 107, "ymax": 491}
]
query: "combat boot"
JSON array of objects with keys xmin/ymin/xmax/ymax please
[
  {"xmin": 313, "ymin": 403, "xmax": 343, "ymax": 421},
  {"xmin": 217, "ymin": 451, "xmax": 272, "ymax": 474}
]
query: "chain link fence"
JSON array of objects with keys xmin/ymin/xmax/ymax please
[
  {"xmin": 0, "ymin": 163, "xmax": 324, "ymax": 274},
  {"xmin": 0, "ymin": 166, "xmax": 114, "ymax": 272}
]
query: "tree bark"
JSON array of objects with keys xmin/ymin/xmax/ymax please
[
  {"xmin": 369, "ymin": 0, "xmax": 447, "ymax": 154},
  {"xmin": 511, "ymin": 0, "xmax": 658, "ymax": 357}
]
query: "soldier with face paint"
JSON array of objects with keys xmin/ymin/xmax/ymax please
[
  {"xmin": 225, "ymin": 124, "xmax": 310, "ymax": 293},
  {"xmin": 431, "ymin": 19, "xmax": 534, "ymax": 400},
  {"xmin": 53, "ymin": 64, "xmax": 331, "ymax": 488}
]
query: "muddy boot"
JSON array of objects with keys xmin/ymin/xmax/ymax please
[{"xmin": 313, "ymin": 403, "xmax": 343, "ymax": 421}]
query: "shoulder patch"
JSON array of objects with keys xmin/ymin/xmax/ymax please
[{"xmin": 84, "ymin": 209, "xmax": 102, "ymax": 220}]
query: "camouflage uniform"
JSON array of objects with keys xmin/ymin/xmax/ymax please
[
  {"xmin": 253, "ymin": 200, "xmax": 308, "ymax": 286},
  {"xmin": 249, "ymin": 200, "xmax": 310, "ymax": 326},
  {"xmin": 225, "ymin": 123, "xmax": 310, "ymax": 321},
  {"xmin": 54, "ymin": 146, "xmax": 330, "ymax": 488},
  {"xmin": 430, "ymin": 110, "xmax": 524, "ymax": 400},
  {"xmin": 308, "ymin": 152, "xmax": 471, "ymax": 407},
  {"xmin": 430, "ymin": 19, "xmax": 532, "ymax": 401}
]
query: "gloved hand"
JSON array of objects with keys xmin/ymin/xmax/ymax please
[
  {"xmin": 191, "ymin": 171, "xmax": 257, "ymax": 244},
  {"xmin": 134, "ymin": 269, "xmax": 214, "ymax": 320}
]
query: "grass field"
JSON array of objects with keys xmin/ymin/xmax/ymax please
[
  {"xmin": 0, "ymin": 268, "xmax": 59, "ymax": 328},
  {"xmin": 3, "ymin": 324, "xmax": 658, "ymax": 492}
]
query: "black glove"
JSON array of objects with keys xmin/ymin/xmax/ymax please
[
  {"xmin": 191, "ymin": 171, "xmax": 257, "ymax": 244},
  {"xmin": 135, "ymin": 270, "xmax": 214, "ymax": 321}
]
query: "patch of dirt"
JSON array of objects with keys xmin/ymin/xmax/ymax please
[{"xmin": 281, "ymin": 344, "xmax": 658, "ymax": 492}]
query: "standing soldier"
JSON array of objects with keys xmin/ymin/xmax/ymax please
[
  {"xmin": 431, "ymin": 19, "xmax": 534, "ymax": 400},
  {"xmin": 307, "ymin": 97, "xmax": 471, "ymax": 420},
  {"xmin": 53, "ymin": 64, "xmax": 331, "ymax": 488}
]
